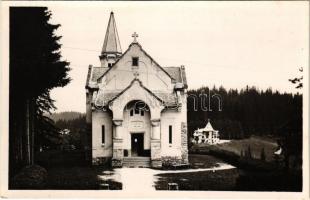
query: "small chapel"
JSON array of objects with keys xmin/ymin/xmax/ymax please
[
  {"xmin": 85, "ymin": 12, "xmax": 189, "ymax": 168},
  {"xmin": 192, "ymin": 120, "xmax": 220, "ymax": 145}
]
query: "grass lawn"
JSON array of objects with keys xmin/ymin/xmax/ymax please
[
  {"xmin": 189, "ymin": 154, "xmax": 225, "ymax": 169},
  {"xmin": 21, "ymin": 147, "xmax": 300, "ymax": 191},
  {"xmin": 155, "ymin": 168, "xmax": 239, "ymax": 190},
  {"xmin": 155, "ymin": 169, "xmax": 239, "ymax": 191},
  {"xmin": 155, "ymin": 154, "xmax": 239, "ymax": 190},
  {"xmin": 33, "ymin": 150, "xmax": 122, "ymax": 190},
  {"xmin": 192, "ymin": 136, "xmax": 278, "ymax": 162},
  {"xmin": 156, "ymin": 154, "xmax": 302, "ymax": 191},
  {"xmin": 45, "ymin": 166, "xmax": 122, "ymax": 190}
]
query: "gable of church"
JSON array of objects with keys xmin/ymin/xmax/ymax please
[{"xmin": 97, "ymin": 43, "xmax": 174, "ymax": 92}]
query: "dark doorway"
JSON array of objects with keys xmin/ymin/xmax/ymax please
[{"xmin": 131, "ymin": 133, "xmax": 144, "ymax": 156}]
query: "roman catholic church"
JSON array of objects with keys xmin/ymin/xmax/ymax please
[{"xmin": 85, "ymin": 12, "xmax": 189, "ymax": 168}]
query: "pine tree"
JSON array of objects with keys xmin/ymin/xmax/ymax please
[{"xmin": 9, "ymin": 7, "xmax": 70, "ymax": 170}]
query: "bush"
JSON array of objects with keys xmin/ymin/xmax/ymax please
[
  {"xmin": 11, "ymin": 165, "xmax": 48, "ymax": 189},
  {"xmin": 36, "ymin": 150, "xmax": 88, "ymax": 167}
]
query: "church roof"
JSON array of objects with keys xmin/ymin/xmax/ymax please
[
  {"xmin": 85, "ymin": 65, "xmax": 187, "ymax": 89},
  {"xmin": 85, "ymin": 66, "xmax": 109, "ymax": 89},
  {"xmin": 101, "ymin": 12, "xmax": 122, "ymax": 55},
  {"xmin": 86, "ymin": 12, "xmax": 187, "ymax": 92},
  {"xmin": 164, "ymin": 66, "xmax": 188, "ymax": 88},
  {"xmin": 165, "ymin": 67, "xmax": 182, "ymax": 82},
  {"xmin": 97, "ymin": 42, "xmax": 174, "ymax": 82},
  {"xmin": 91, "ymin": 67, "xmax": 109, "ymax": 82},
  {"xmin": 93, "ymin": 79, "xmax": 178, "ymax": 108},
  {"xmin": 108, "ymin": 79, "xmax": 164, "ymax": 104}
]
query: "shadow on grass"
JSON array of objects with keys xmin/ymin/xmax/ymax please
[
  {"xmin": 10, "ymin": 150, "xmax": 122, "ymax": 190},
  {"xmin": 45, "ymin": 165, "xmax": 122, "ymax": 190},
  {"xmin": 155, "ymin": 168, "xmax": 239, "ymax": 191},
  {"xmin": 235, "ymin": 169, "xmax": 302, "ymax": 192},
  {"xmin": 185, "ymin": 153, "xmax": 302, "ymax": 191}
]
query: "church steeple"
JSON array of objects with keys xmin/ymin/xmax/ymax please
[{"xmin": 99, "ymin": 12, "xmax": 122, "ymax": 67}]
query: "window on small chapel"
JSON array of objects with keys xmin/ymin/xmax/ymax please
[
  {"xmin": 130, "ymin": 110, "xmax": 133, "ymax": 116},
  {"xmin": 132, "ymin": 57, "xmax": 139, "ymax": 66}
]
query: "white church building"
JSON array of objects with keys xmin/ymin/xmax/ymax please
[{"xmin": 85, "ymin": 12, "xmax": 189, "ymax": 168}]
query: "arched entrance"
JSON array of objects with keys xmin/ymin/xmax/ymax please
[{"xmin": 123, "ymin": 100, "xmax": 151, "ymax": 157}]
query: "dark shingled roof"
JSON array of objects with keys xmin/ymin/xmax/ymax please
[
  {"xmin": 93, "ymin": 79, "xmax": 178, "ymax": 107},
  {"xmin": 164, "ymin": 66, "xmax": 188, "ymax": 88},
  {"xmin": 85, "ymin": 66, "xmax": 109, "ymax": 88},
  {"xmin": 86, "ymin": 65, "xmax": 187, "ymax": 89},
  {"xmin": 164, "ymin": 67, "xmax": 182, "ymax": 83},
  {"xmin": 91, "ymin": 67, "xmax": 109, "ymax": 82}
]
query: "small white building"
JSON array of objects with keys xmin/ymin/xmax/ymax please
[{"xmin": 192, "ymin": 120, "xmax": 220, "ymax": 144}]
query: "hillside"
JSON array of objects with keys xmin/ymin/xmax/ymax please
[{"xmin": 46, "ymin": 111, "xmax": 85, "ymax": 122}]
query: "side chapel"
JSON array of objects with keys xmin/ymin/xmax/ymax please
[{"xmin": 85, "ymin": 12, "xmax": 189, "ymax": 168}]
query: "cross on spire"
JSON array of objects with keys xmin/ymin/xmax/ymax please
[{"xmin": 132, "ymin": 32, "xmax": 139, "ymax": 43}]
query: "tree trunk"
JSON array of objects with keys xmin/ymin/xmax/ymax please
[
  {"xmin": 30, "ymin": 98, "xmax": 35, "ymax": 165},
  {"xmin": 25, "ymin": 99, "xmax": 31, "ymax": 165}
]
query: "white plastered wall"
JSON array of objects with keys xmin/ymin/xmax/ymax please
[
  {"xmin": 160, "ymin": 94, "xmax": 187, "ymax": 157},
  {"xmin": 92, "ymin": 110, "xmax": 113, "ymax": 158}
]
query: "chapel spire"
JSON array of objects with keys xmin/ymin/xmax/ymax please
[{"xmin": 100, "ymin": 12, "xmax": 122, "ymax": 68}]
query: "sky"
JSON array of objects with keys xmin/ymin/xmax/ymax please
[{"xmin": 46, "ymin": 1, "xmax": 308, "ymax": 113}]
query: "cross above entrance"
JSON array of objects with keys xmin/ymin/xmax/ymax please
[{"xmin": 132, "ymin": 32, "xmax": 139, "ymax": 43}]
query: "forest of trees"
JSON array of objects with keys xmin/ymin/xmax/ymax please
[
  {"xmin": 50, "ymin": 85, "xmax": 302, "ymax": 151},
  {"xmin": 54, "ymin": 114, "xmax": 89, "ymax": 150},
  {"xmin": 46, "ymin": 111, "xmax": 84, "ymax": 122},
  {"xmin": 187, "ymin": 86, "xmax": 302, "ymax": 140}
]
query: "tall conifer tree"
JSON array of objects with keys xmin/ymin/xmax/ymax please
[{"xmin": 10, "ymin": 7, "xmax": 70, "ymax": 170}]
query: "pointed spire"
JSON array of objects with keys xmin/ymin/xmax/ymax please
[{"xmin": 101, "ymin": 12, "xmax": 122, "ymax": 55}]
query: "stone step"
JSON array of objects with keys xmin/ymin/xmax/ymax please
[
  {"xmin": 123, "ymin": 160, "xmax": 151, "ymax": 163},
  {"xmin": 124, "ymin": 156, "xmax": 151, "ymax": 160},
  {"xmin": 123, "ymin": 161, "xmax": 151, "ymax": 163},
  {"xmin": 123, "ymin": 157, "xmax": 151, "ymax": 167}
]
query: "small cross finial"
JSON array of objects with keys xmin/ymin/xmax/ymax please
[
  {"xmin": 133, "ymin": 70, "xmax": 139, "ymax": 78},
  {"xmin": 132, "ymin": 32, "xmax": 139, "ymax": 43}
]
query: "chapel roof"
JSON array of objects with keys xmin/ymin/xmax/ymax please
[
  {"xmin": 196, "ymin": 120, "xmax": 217, "ymax": 132},
  {"xmin": 204, "ymin": 121, "xmax": 215, "ymax": 132}
]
